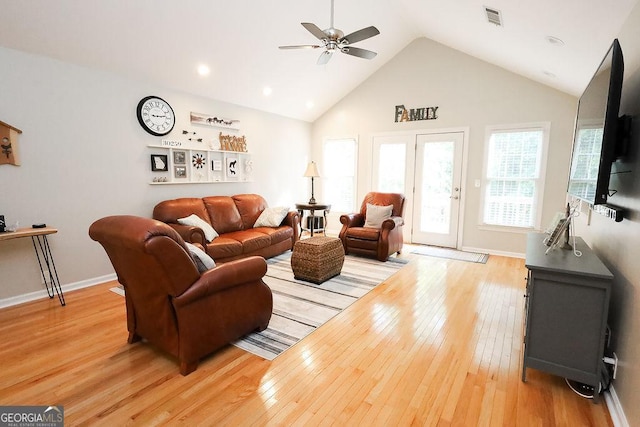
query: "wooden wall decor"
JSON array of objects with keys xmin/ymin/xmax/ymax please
[
  {"xmin": 394, "ymin": 104, "xmax": 439, "ymax": 123},
  {"xmin": 218, "ymin": 132, "xmax": 247, "ymax": 152},
  {"xmin": 0, "ymin": 120, "xmax": 22, "ymax": 166}
]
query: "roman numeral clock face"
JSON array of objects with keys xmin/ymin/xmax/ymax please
[{"xmin": 136, "ymin": 96, "xmax": 175, "ymax": 136}]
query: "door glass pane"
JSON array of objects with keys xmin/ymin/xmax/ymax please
[
  {"xmin": 420, "ymin": 141, "xmax": 453, "ymax": 234},
  {"xmin": 377, "ymin": 143, "xmax": 405, "ymax": 192}
]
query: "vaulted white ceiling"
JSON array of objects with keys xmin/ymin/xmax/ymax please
[{"xmin": 0, "ymin": 0, "xmax": 637, "ymax": 122}]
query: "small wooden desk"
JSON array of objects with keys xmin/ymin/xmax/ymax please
[
  {"xmin": 0, "ymin": 227, "xmax": 66, "ymax": 306},
  {"xmin": 295, "ymin": 203, "xmax": 331, "ymax": 237}
]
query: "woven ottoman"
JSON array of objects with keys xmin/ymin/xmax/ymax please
[{"xmin": 291, "ymin": 236, "xmax": 345, "ymax": 284}]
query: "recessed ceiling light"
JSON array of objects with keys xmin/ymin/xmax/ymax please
[
  {"xmin": 263, "ymin": 86, "xmax": 272, "ymax": 96},
  {"xmin": 306, "ymin": 100, "xmax": 314, "ymax": 109},
  {"xmin": 197, "ymin": 64, "xmax": 210, "ymax": 76},
  {"xmin": 546, "ymin": 36, "xmax": 565, "ymax": 47}
]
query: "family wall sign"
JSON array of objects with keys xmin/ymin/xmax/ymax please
[{"xmin": 394, "ymin": 104, "xmax": 439, "ymax": 123}]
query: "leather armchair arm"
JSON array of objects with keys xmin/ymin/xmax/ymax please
[
  {"xmin": 173, "ymin": 256, "xmax": 268, "ymax": 307},
  {"xmin": 166, "ymin": 223, "xmax": 206, "ymax": 246},
  {"xmin": 381, "ymin": 216, "xmax": 404, "ymax": 230},
  {"xmin": 340, "ymin": 213, "xmax": 365, "ymax": 228}
]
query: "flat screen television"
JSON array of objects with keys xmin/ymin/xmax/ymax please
[{"xmin": 567, "ymin": 39, "xmax": 624, "ymax": 205}]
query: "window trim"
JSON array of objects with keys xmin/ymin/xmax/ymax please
[
  {"xmin": 479, "ymin": 122, "xmax": 550, "ymax": 232},
  {"xmin": 321, "ymin": 136, "xmax": 359, "ymax": 214}
]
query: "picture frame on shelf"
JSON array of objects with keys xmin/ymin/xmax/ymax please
[
  {"xmin": 150, "ymin": 154, "xmax": 168, "ymax": 172},
  {"xmin": 226, "ymin": 155, "xmax": 239, "ymax": 180},
  {"xmin": 174, "ymin": 166, "xmax": 187, "ymax": 179},
  {"xmin": 212, "ymin": 160, "xmax": 222, "ymax": 171},
  {"xmin": 173, "ymin": 151, "xmax": 186, "ymax": 165}
]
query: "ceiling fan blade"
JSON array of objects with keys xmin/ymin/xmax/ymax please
[
  {"xmin": 302, "ymin": 22, "xmax": 327, "ymax": 40},
  {"xmin": 341, "ymin": 46, "xmax": 377, "ymax": 60},
  {"xmin": 341, "ymin": 26, "xmax": 380, "ymax": 44},
  {"xmin": 317, "ymin": 50, "xmax": 333, "ymax": 65},
  {"xmin": 279, "ymin": 44, "xmax": 322, "ymax": 50}
]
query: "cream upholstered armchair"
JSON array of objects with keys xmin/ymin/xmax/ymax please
[{"xmin": 339, "ymin": 192, "xmax": 405, "ymax": 262}]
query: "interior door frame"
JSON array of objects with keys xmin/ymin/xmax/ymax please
[{"xmin": 370, "ymin": 127, "xmax": 469, "ymax": 249}]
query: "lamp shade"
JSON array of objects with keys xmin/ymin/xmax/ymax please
[{"xmin": 303, "ymin": 161, "xmax": 320, "ymax": 177}]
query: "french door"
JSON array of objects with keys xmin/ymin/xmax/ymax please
[
  {"xmin": 411, "ymin": 132, "xmax": 464, "ymax": 248},
  {"xmin": 372, "ymin": 131, "xmax": 464, "ymax": 248}
]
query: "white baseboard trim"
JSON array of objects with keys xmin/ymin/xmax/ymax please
[
  {"xmin": 605, "ymin": 385, "xmax": 629, "ymax": 427},
  {"xmin": 461, "ymin": 245, "xmax": 525, "ymax": 259},
  {"xmin": 0, "ymin": 273, "xmax": 117, "ymax": 309}
]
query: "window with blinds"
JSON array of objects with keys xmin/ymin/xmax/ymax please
[
  {"xmin": 322, "ymin": 138, "xmax": 357, "ymax": 213},
  {"xmin": 482, "ymin": 125, "xmax": 548, "ymax": 228}
]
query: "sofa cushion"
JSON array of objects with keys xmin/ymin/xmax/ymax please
[
  {"xmin": 205, "ymin": 237, "xmax": 243, "ymax": 260},
  {"xmin": 253, "ymin": 226, "xmax": 294, "ymax": 244},
  {"xmin": 233, "ymin": 194, "xmax": 269, "ymax": 228},
  {"xmin": 203, "ymin": 196, "xmax": 244, "ymax": 234},
  {"xmin": 153, "ymin": 198, "xmax": 210, "ymax": 224},
  {"xmin": 223, "ymin": 230, "xmax": 272, "ymax": 253},
  {"xmin": 254, "ymin": 206, "xmax": 289, "ymax": 227}
]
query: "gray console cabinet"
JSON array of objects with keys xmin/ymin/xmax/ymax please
[{"xmin": 522, "ymin": 232, "xmax": 613, "ymax": 403}]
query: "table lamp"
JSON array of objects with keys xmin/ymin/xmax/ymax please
[{"xmin": 304, "ymin": 161, "xmax": 320, "ymax": 204}]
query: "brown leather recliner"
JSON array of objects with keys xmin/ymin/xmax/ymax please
[
  {"xmin": 89, "ymin": 215, "xmax": 272, "ymax": 375},
  {"xmin": 339, "ymin": 192, "xmax": 405, "ymax": 262}
]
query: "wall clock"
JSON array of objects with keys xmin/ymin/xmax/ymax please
[{"xmin": 136, "ymin": 96, "xmax": 175, "ymax": 136}]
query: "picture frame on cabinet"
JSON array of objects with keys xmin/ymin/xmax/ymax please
[
  {"xmin": 173, "ymin": 151, "xmax": 186, "ymax": 165},
  {"xmin": 150, "ymin": 154, "xmax": 168, "ymax": 172}
]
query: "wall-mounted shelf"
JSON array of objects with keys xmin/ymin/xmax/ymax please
[{"xmin": 148, "ymin": 145, "xmax": 253, "ymax": 184}]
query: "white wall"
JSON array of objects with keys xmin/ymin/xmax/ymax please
[
  {"xmin": 311, "ymin": 37, "xmax": 577, "ymax": 255},
  {"xmin": 0, "ymin": 47, "xmax": 311, "ymax": 301}
]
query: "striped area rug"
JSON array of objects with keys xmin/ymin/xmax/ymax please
[
  {"xmin": 232, "ymin": 252, "xmax": 408, "ymax": 360},
  {"xmin": 409, "ymin": 245, "xmax": 489, "ymax": 264}
]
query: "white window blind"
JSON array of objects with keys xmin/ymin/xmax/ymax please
[
  {"xmin": 322, "ymin": 138, "xmax": 357, "ymax": 212},
  {"xmin": 482, "ymin": 127, "xmax": 546, "ymax": 228}
]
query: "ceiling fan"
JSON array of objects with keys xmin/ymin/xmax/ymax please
[{"xmin": 279, "ymin": 0, "xmax": 380, "ymax": 65}]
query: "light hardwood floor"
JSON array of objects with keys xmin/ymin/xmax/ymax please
[{"xmin": 0, "ymin": 253, "xmax": 612, "ymax": 426}]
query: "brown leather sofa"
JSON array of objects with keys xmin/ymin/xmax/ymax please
[
  {"xmin": 153, "ymin": 194, "xmax": 299, "ymax": 263},
  {"xmin": 89, "ymin": 215, "xmax": 272, "ymax": 375},
  {"xmin": 339, "ymin": 192, "xmax": 405, "ymax": 262}
]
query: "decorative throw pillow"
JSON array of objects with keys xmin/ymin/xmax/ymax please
[
  {"xmin": 253, "ymin": 206, "xmax": 289, "ymax": 228},
  {"xmin": 177, "ymin": 214, "xmax": 218, "ymax": 242},
  {"xmin": 185, "ymin": 242, "xmax": 216, "ymax": 273},
  {"xmin": 364, "ymin": 203, "xmax": 393, "ymax": 228}
]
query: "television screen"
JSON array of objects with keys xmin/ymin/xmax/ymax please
[{"xmin": 567, "ymin": 39, "xmax": 624, "ymax": 205}]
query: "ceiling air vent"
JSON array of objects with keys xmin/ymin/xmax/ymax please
[{"xmin": 484, "ymin": 7, "xmax": 503, "ymax": 26}]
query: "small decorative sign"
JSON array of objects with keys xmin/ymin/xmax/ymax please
[
  {"xmin": 0, "ymin": 120, "xmax": 22, "ymax": 166},
  {"xmin": 191, "ymin": 112, "xmax": 240, "ymax": 130},
  {"xmin": 161, "ymin": 139, "xmax": 183, "ymax": 147},
  {"xmin": 218, "ymin": 132, "xmax": 248, "ymax": 152},
  {"xmin": 394, "ymin": 105, "xmax": 439, "ymax": 123}
]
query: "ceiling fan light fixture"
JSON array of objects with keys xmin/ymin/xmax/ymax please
[{"xmin": 279, "ymin": 0, "xmax": 379, "ymax": 65}]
